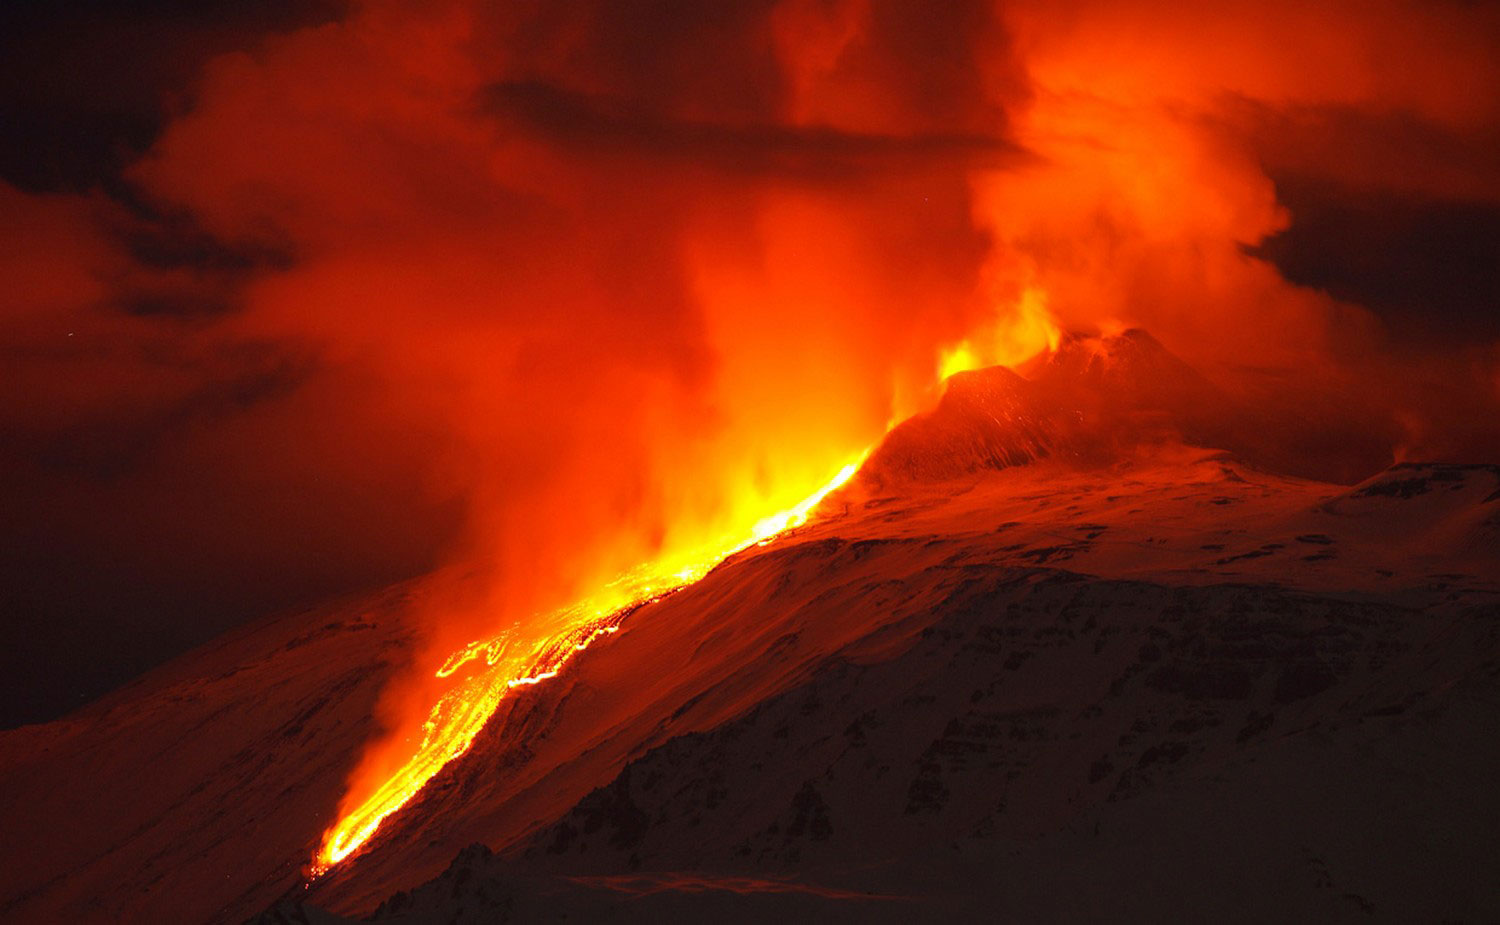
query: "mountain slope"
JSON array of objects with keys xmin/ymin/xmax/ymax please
[
  {"xmin": 283, "ymin": 455, "xmax": 1500, "ymax": 921},
  {"xmin": 3, "ymin": 333, "xmax": 1497, "ymax": 922},
  {"xmin": 0, "ymin": 583, "xmax": 420, "ymax": 923}
]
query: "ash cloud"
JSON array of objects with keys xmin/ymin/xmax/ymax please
[{"xmin": 2, "ymin": 0, "xmax": 1499, "ymax": 726}]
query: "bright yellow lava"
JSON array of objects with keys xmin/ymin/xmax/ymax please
[
  {"xmin": 311, "ymin": 451, "xmax": 869, "ymax": 875},
  {"xmin": 312, "ymin": 287, "xmax": 1059, "ymax": 876},
  {"xmin": 939, "ymin": 286, "xmax": 1059, "ymax": 381}
]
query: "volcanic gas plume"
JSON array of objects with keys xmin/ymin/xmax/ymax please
[{"xmin": 1, "ymin": 0, "xmax": 1499, "ymax": 920}]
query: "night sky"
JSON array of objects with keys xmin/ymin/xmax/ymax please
[{"xmin": 3, "ymin": 0, "xmax": 1499, "ymax": 728}]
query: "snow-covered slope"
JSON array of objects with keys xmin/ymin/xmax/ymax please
[
  {"xmin": 0, "ymin": 582, "xmax": 425, "ymax": 923},
  {"xmin": 272, "ymin": 454, "xmax": 1499, "ymax": 922},
  {"xmin": 3, "ymin": 334, "xmax": 1497, "ymax": 923}
]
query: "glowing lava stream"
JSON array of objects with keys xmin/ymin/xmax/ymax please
[
  {"xmin": 313, "ymin": 290, "xmax": 1058, "ymax": 876},
  {"xmin": 311, "ymin": 451, "xmax": 870, "ymax": 876}
]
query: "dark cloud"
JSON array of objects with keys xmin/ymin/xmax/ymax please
[
  {"xmin": 0, "ymin": 0, "xmax": 343, "ymax": 192},
  {"xmin": 484, "ymin": 80, "xmax": 1024, "ymax": 179},
  {"xmin": 1252, "ymin": 174, "xmax": 1500, "ymax": 345},
  {"xmin": 487, "ymin": 0, "xmax": 789, "ymax": 121},
  {"xmin": 1224, "ymin": 100, "xmax": 1500, "ymax": 206}
]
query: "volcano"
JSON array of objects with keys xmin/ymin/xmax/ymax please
[{"xmin": 2, "ymin": 332, "xmax": 1498, "ymax": 923}]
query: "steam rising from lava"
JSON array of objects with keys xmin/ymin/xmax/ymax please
[{"xmin": 3, "ymin": 0, "xmax": 1499, "ymax": 874}]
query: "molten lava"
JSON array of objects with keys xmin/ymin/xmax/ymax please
[
  {"xmin": 939, "ymin": 287, "xmax": 1060, "ymax": 382},
  {"xmin": 313, "ymin": 285, "xmax": 1059, "ymax": 875},
  {"xmin": 312, "ymin": 451, "xmax": 870, "ymax": 874}
]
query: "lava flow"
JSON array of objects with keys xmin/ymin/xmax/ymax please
[
  {"xmin": 313, "ymin": 280, "xmax": 1062, "ymax": 875},
  {"xmin": 311, "ymin": 451, "xmax": 871, "ymax": 874}
]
